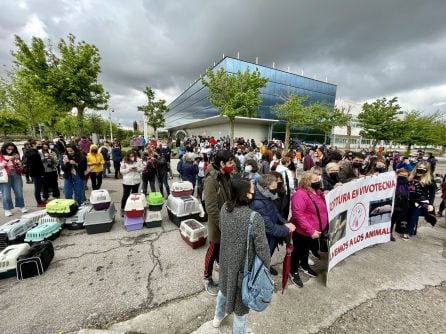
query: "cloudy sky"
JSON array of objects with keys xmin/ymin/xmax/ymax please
[{"xmin": 1, "ymin": 0, "xmax": 445, "ymax": 126}]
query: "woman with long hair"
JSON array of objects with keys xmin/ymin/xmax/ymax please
[
  {"xmin": 0, "ymin": 142, "xmax": 26, "ymax": 217},
  {"xmin": 402, "ymin": 161, "xmax": 436, "ymax": 240},
  {"xmin": 289, "ymin": 170, "xmax": 328, "ymax": 288},
  {"xmin": 120, "ymin": 150, "xmax": 144, "ymax": 216},
  {"xmin": 61, "ymin": 144, "xmax": 88, "ymax": 205},
  {"xmin": 212, "ymin": 178, "xmax": 270, "ymax": 332}
]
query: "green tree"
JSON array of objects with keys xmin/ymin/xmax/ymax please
[
  {"xmin": 313, "ymin": 105, "xmax": 352, "ymax": 144},
  {"xmin": 202, "ymin": 67, "xmax": 268, "ymax": 145},
  {"xmin": 357, "ymin": 97, "xmax": 402, "ymax": 151},
  {"xmin": 273, "ymin": 95, "xmax": 324, "ymax": 151},
  {"xmin": 11, "ymin": 34, "xmax": 109, "ymax": 134},
  {"xmin": 0, "ymin": 109, "xmax": 27, "ymax": 139},
  {"xmin": 137, "ymin": 86, "xmax": 169, "ymax": 139}
]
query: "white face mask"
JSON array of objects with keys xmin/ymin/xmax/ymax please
[{"xmin": 244, "ymin": 165, "xmax": 252, "ymax": 174}]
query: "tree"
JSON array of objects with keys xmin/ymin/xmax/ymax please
[
  {"xmin": 11, "ymin": 34, "xmax": 109, "ymax": 134},
  {"xmin": 313, "ymin": 105, "xmax": 352, "ymax": 144},
  {"xmin": 202, "ymin": 67, "xmax": 268, "ymax": 146},
  {"xmin": 272, "ymin": 95, "xmax": 324, "ymax": 151},
  {"xmin": 357, "ymin": 97, "xmax": 402, "ymax": 151},
  {"xmin": 137, "ymin": 86, "xmax": 169, "ymax": 139},
  {"xmin": 0, "ymin": 109, "xmax": 27, "ymax": 139}
]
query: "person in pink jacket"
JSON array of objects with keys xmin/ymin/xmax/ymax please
[{"xmin": 288, "ymin": 170, "xmax": 328, "ymax": 287}]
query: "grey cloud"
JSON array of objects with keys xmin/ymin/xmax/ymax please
[{"xmin": 1, "ymin": 0, "xmax": 446, "ymax": 125}]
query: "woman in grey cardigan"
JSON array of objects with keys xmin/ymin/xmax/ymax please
[{"xmin": 212, "ymin": 178, "xmax": 271, "ymax": 333}]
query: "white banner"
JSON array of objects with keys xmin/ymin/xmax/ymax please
[{"xmin": 326, "ymin": 172, "xmax": 396, "ymax": 272}]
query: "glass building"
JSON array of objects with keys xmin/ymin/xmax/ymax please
[{"xmin": 166, "ymin": 57, "xmax": 337, "ymax": 140}]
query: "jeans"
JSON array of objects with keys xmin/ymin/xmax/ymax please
[
  {"xmin": 0, "ymin": 170, "xmax": 25, "ymax": 210},
  {"xmin": 214, "ymin": 291, "xmax": 247, "ymax": 334},
  {"xmin": 405, "ymin": 205, "xmax": 422, "ymax": 236},
  {"xmin": 32, "ymin": 176, "xmax": 44, "ymax": 204},
  {"xmin": 90, "ymin": 172, "xmax": 103, "ymax": 190},
  {"xmin": 64, "ymin": 174, "xmax": 85, "ymax": 205},
  {"xmin": 158, "ymin": 174, "xmax": 170, "ymax": 197}
]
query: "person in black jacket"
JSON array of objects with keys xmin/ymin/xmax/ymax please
[
  {"xmin": 141, "ymin": 147, "xmax": 157, "ymax": 194},
  {"xmin": 154, "ymin": 149, "xmax": 170, "ymax": 198},
  {"xmin": 26, "ymin": 140, "xmax": 46, "ymax": 207},
  {"xmin": 250, "ymin": 174, "xmax": 295, "ymax": 275},
  {"xmin": 61, "ymin": 144, "xmax": 87, "ymax": 205},
  {"xmin": 403, "ymin": 161, "xmax": 436, "ymax": 240},
  {"xmin": 179, "ymin": 154, "xmax": 199, "ymax": 191}
]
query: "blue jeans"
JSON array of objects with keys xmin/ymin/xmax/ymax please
[
  {"xmin": 64, "ymin": 174, "xmax": 85, "ymax": 205},
  {"xmin": 405, "ymin": 205, "xmax": 422, "ymax": 236},
  {"xmin": 158, "ymin": 175, "xmax": 170, "ymax": 197},
  {"xmin": 0, "ymin": 170, "xmax": 25, "ymax": 210},
  {"xmin": 214, "ymin": 290, "xmax": 247, "ymax": 334}
]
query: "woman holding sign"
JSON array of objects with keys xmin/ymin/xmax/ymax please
[
  {"xmin": 289, "ymin": 170, "xmax": 328, "ymax": 288},
  {"xmin": 402, "ymin": 161, "xmax": 436, "ymax": 240}
]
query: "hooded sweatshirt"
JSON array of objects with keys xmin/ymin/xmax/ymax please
[{"xmin": 86, "ymin": 144, "xmax": 105, "ymax": 173}]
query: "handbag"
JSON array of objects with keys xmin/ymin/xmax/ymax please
[
  {"xmin": 0, "ymin": 169, "xmax": 8, "ymax": 183},
  {"xmin": 241, "ymin": 211, "xmax": 274, "ymax": 312},
  {"xmin": 306, "ymin": 192, "xmax": 329, "ymax": 253}
]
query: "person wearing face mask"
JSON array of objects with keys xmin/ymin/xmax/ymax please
[
  {"xmin": 366, "ymin": 158, "xmax": 387, "ymax": 176},
  {"xmin": 179, "ymin": 154, "xmax": 199, "ymax": 192},
  {"xmin": 402, "ymin": 161, "xmax": 436, "ymax": 240},
  {"xmin": 236, "ymin": 148, "xmax": 245, "ymax": 167},
  {"xmin": 120, "ymin": 150, "xmax": 144, "ymax": 216},
  {"xmin": 391, "ymin": 168, "xmax": 410, "ymax": 241},
  {"xmin": 351, "ymin": 152, "xmax": 366, "ymax": 177},
  {"xmin": 40, "ymin": 142, "xmax": 60, "ymax": 201},
  {"xmin": 26, "ymin": 140, "xmax": 47, "ymax": 208},
  {"xmin": 61, "ymin": 144, "xmax": 88, "ymax": 205},
  {"xmin": 322, "ymin": 162, "xmax": 341, "ymax": 191},
  {"xmin": 250, "ymin": 174, "xmax": 296, "ymax": 275},
  {"xmin": 243, "ymin": 159, "xmax": 261, "ymax": 183},
  {"xmin": 202, "ymin": 150, "xmax": 234, "ymax": 296},
  {"xmin": 86, "ymin": 144, "xmax": 105, "ymax": 190},
  {"xmin": 289, "ymin": 171, "xmax": 328, "ymax": 287}
]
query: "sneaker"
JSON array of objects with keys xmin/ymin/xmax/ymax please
[
  {"xmin": 390, "ymin": 234, "xmax": 396, "ymax": 242},
  {"xmin": 212, "ymin": 313, "xmax": 228, "ymax": 328},
  {"xmin": 269, "ymin": 267, "xmax": 278, "ymax": 276},
  {"xmin": 299, "ymin": 266, "xmax": 318, "ymax": 278},
  {"xmin": 203, "ymin": 278, "xmax": 218, "ymax": 296},
  {"xmin": 289, "ymin": 272, "xmax": 303, "ymax": 288},
  {"xmin": 308, "ymin": 257, "xmax": 315, "ymax": 266},
  {"xmin": 4, "ymin": 210, "xmax": 13, "ymax": 217},
  {"xmin": 402, "ymin": 234, "xmax": 410, "ymax": 241},
  {"xmin": 20, "ymin": 207, "xmax": 28, "ymax": 213}
]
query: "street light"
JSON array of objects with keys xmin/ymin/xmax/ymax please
[{"xmin": 109, "ymin": 109, "xmax": 114, "ymax": 142}]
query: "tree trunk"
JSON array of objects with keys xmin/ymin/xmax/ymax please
[
  {"xmin": 284, "ymin": 123, "xmax": 290, "ymax": 152},
  {"xmin": 230, "ymin": 119, "xmax": 235, "ymax": 148},
  {"xmin": 346, "ymin": 125, "xmax": 351, "ymax": 151},
  {"xmin": 77, "ymin": 106, "xmax": 85, "ymax": 136},
  {"xmin": 371, "ymin": 139, "xmax": 377, "ymax": 152},
  {"xmin": 405, "ymin": 143, "xmax": 412, "ymax": 156},
  {"xmin": 154, "ymin": 127, "xmax": 158, "ymax": 140},
  {"xmin": 324, "ymin": 132, "xmax": 328, "ymax": 145}
]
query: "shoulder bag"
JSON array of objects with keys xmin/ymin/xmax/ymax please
[
  {"xmin": 306, "ymin": 191, "xmax": 329, "ymax": 252},
  {"xmin": 0, "ymin": 169, "xmax": 8, "ymax": 183},
  {"xmin": 241, "ymin": 211, "xmax": 274, "ymax": 312}
]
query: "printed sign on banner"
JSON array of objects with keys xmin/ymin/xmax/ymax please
[{"xmin": 325, "ymin": 172, "xmax": 396, "ymax": 272}]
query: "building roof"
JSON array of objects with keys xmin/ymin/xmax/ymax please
[{"xmin": 166, "ymin": 115, "xmax": 278, "ymax": 131}]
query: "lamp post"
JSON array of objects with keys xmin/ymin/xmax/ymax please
[{"xmin": 109, "ymin": 109, "xmax": 114, "ymax": 142}]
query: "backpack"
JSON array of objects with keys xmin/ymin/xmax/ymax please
[{"xmin": 241, "ymin": 211, "xmax": 274, "ymax": 312}]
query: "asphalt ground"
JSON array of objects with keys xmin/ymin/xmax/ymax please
[{"xmin": 0, "ymin": 159, "xmax": 445, "ymax": 334}]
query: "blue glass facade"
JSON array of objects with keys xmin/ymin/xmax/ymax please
[{"xmin": 166, "ymin": 57, "xmax": 337, "ymax": 130}]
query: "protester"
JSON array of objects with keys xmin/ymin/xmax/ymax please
[
  {"xmin": 154, "ymin": 149, "xmax": 170, "ymax": 198},
  {"xmin": 99, "ymin": 142, "xmax": 111, "ymax": 177},
  {"xmin": 250, "ymin": 174, "xmax": 295, "ymax": 275},
  {"xmin": 269, "ymin": 171, "xmax": 289, "ymax": 220},
  {"xmin": 322, "ymin": 162, "xmax": 341, "ymax": 191},
  {"xmin": 141, "ymin": 147, "xmax": 157, "ymax": 194},
  {"xmin": 26, "ymin": 140, "xmax": 46, "ymax": 208},
  {"xmin": 289, "ymin": 170, "xmax": 328, "ymax": 287},
  {"xmin": 351, "ymin": 152, "xmax": 366, "ymax": 177},
  {"xmin": 0, "ymin": 142, "xmax": 26, "ymax": 216},
  {"xmin": 40, "ymin": 141, "xmax": 60, "ymax": 200},
  {"xmin": 78, "ymin": 136, "xmax": 92, "ymax": 155},
  {"xmin": 86, "ymin": 144, "xmax": 105, "ymax": 190},
  {"xmin": 203, "ymin": 150, "xmax": 234, "ymax": 296},
  {"xmin": 120, "ymin": 150, "xmax": 144, "ymax": 216},
  {"xmin": 402, "ymin": 161, "xmax": 436, "ymax": 240},
  {"xmin": 260, "ymin": 153, "xmax": 270, "ymax": 174},
  {"xmin": 391, "ymin": 168, "xmax": 410, "ymax": 241},
  {"xmin": 396, "ymin": 156, "xmax": 415, "ymax": 172},
  {"xmin": 212, "ymin": 178, "xmax": 270, "ymax": 332},
  {"xmin": 179, "ymin": 153, "xmax": 199, "ymax": 191},
  {"xmin": 61, "ymin": 144, "xmax": 88, "ymax": 206},
  {"xmin": 303, "ymin": 149, "xmax": 315, "ymax": 171},
  {"xmin": 111, "ymin": 141, "xmax": 123, "ymax": 179},
  {"xmin": 243, "ymin": 159, "xmax": 261, "ymax": 183},
  {"xmin": 337, "ymin": 160, "xmax": 356, "ymax": 184},
  {"xmin": 196, "ymin": 153, "xmax": 209, "ymax": 202},
  {"xmin": 21, "ymin": 142, "xmax": 33, "ymax": 184},
  {"xmin": 366, "ymin": 157, "xmax": 387, "ymax": 176},
  {"xmin": 426, "ymin": 153, "xmax": 437, "ymax": 173}
]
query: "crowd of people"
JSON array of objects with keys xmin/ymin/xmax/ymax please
[{"xmin": 0, "ymin": 134, "xmax": 444, "ymax": 333}]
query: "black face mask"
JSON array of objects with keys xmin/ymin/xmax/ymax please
[
  {"xmin": 397, "ymin": 176, "xmax": 408, "ymax": 183},
  {"xmin": 416, "ymin": 169, "xmax": 426, "ymax": 175},
  {"xmin": 311, "ymin": 181, "xmax": 321, "ymax": 190},
  {"xmin": 377, "ymin": 167, "xmax": 386, "ymax": 173},
  {"xmin": 352, "ymin": 162, "xmax": 363, "ymax": 169},
  {"xmin": 91, "ymin": 150, "xmax": 98, "ymax": 154},
  {"xmin": 277, "ymin": 182, "xmax": 283, "ymax": 189},
  {"xmin": 269, "ymin": 188, "xmax": 278, "ymax": 195},
  {"xmin": 329, "ymin": 172, "xmax": 339, "ymax": 182}
]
